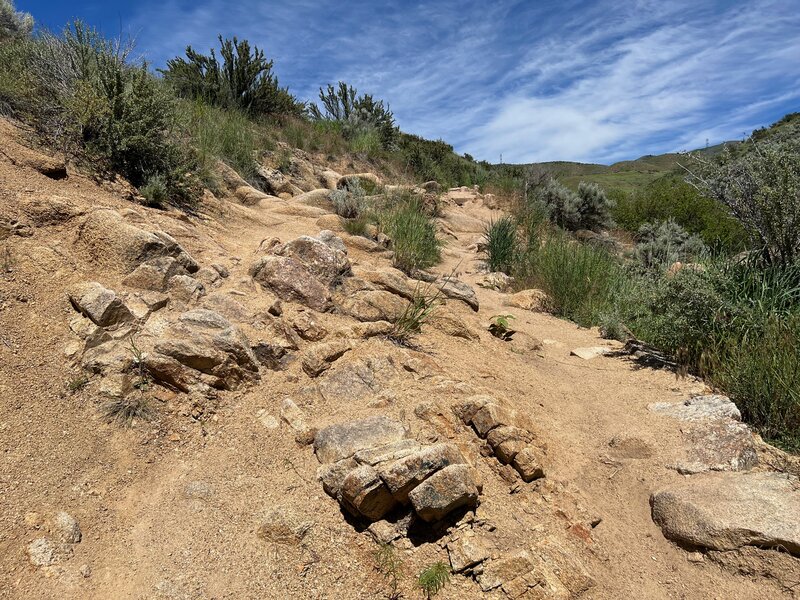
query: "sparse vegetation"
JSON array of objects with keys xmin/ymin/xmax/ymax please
[
  {"xmin": 102, "ymin": 336, "xmax": 154, "ymax": 427},
  {"xmin": 488, "ymin": 314, "xmax": 516, "ymax": 341},
  {"xmin": 331, "ymin": 178, "xmax": 368, "ymax": 219},
  {"xmin": 373, "ymin": 543, "xmax": 404, "ymax": 600},
  {"xmin": 67, "ymin": 375, "xmax": 89, "ymax": 393},
  {"xmin": 380, "ymin": 194, "xmax": 443, "ymax": 273},
  {"xmin": 139, "ymin": 174, "xmax": 169, "ymax": 208},
  {"xmin": 483, "ymin": 216, "xmax": 517, "ymax": 274},
  {"xmin": 417, "ymin": 562, "xmax": 450, "ymax": 599},
  {"xmin": 390, "ymin": 281, "xmax": 443, "ymax": 345}
]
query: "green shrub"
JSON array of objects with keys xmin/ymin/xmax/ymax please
[
  {"xmin": 307, "ymin": 81, "xmax": 398, "ymax": 150},
  {"xmin": 177, "ymin": 100, "xmax": 259, "ymax": 185},
  {"xmin": 161, "ymin": 35, "xmax": 301, "ymax": 117},
  {"xmin": 535, "ymin": 179, "xmax": 613, "ymax": 232},
  {"xmin": 516, "ymin": 230, "xmax": 623, "ymax": 326},
  {"xmin": 613, "ymin": 176, "xmax": 746, "ymax": 251},
  {"xmin": 140, "ymin": 174, "xmax": 169, "ymax": 208},
  {"xmin": 633, "ymin": 219, "xmax": 707, "ymax": 270},
  {"xmin": 711, "ymin": 317, "xmax": 800, "ymax": 451},
  {"xmin": 684, "ymin": 141, "xmax": 800, "ymax": 265},
  {"xmin": 330, "ymin": 178, "xmax": 367, "ymax": 219},
  {"xmin": 341, "ymin": 214, "xmax": 371, "ymax": 237},
  {"xmin": 483, "ymin": 216, "xmax": 518, "ymax": 273},
  {"xmin": 0, "ymin": 0, "xmax": 32, "ymax": 41},
  {"xmin": 380, "ymin": 195, "xmax": 442, "ymax": 273}
]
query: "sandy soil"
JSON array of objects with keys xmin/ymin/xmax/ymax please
[{"xmin": 0, "ymin": 118, "xmax": 796, "ymax": 599}]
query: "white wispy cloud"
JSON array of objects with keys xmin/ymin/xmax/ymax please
[{"xmin": 126, "ymin": 0, "xmax": 800, "ymax": 164}]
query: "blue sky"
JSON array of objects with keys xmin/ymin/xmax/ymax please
[{"xmin": 18, "ymin": 0, "xmax": 800, "ymax": 164}]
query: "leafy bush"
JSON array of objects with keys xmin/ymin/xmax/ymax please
[
  {"xmin": 684, "ymin": 141, "xmax": 800, "ymax": 265},
  {"xmin": 330, "ymin": 178, "xmax": 367, "ymax": 219},
  {"xmin": 140, "ymin": 174, "xmax": 169, "ymax": 208},
  {"xmin": 380, "ymin": 195, "xmax": 442, "ymax": 273},
  {"xmin": 534, "ymin": 179, "xmax": 613, "ymax": 232},
  {"xmin": 516, "ymin": 230, "xmax": 622, "ymax": 326},
  {"xmin": 633, "ymin": 219, "xmax": 707, "ymax": 270},
  {"xmin": 0, "ymin": 0, "xmax": 32, "ymax": 41},
  {"xmin": 483, "ymin": 216, "xmax": 518, "ymax": 273},
  {"xmin": 398, "ymin": 133, "xmax": 487, "ymax": 188},
  {"xmin": 613, "ymin": 175, "xmax": 746, "ymax": 251},
  {"xmin": 161, "ymin": 36, "xmax": 301, "ymax": 117},
  {"xmin": 307, "ymin": 81, "xmax": 397, "ymax": 149}
]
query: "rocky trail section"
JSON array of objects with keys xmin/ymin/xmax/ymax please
[{"xmin": 0, "ymin": 120, "xmax": 798, "ymax": 599}]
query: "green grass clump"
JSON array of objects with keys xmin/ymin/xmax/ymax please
[
  {"xmin": 417, "ymin": 562, "xmax": 450, "ymax": 598},
  {"xmin": 380, "ymin": 196, "xmax": 442, "ymax": 273},
  {"xmin": 177, "ymin": 100, "xmax": 260, "ymax": 186},
  {"xmin": 139, "ymin": 174, "xmax": 169, "ymax": 208},
  {"xmin": 517, "ymin": 230, "xmax": 623, "ymax": 326},
  {"xmin": 483, "ymin": 216, "xmax": 518, "ymax": 274},
  {"xmin": 390, "ymin": 281, "xmax": 443, "ymax": 345}
]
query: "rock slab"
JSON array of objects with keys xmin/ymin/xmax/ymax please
[{"xmin": 651, "ymin": 472, "xmax": 800, "ymax": 555}]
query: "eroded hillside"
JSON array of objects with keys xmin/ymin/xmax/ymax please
[{"xmin": 1, "ymin": 118, "xmax": 799, "ymax": 600}]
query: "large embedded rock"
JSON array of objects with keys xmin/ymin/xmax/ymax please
[
  {"xmin": 68, "ymin": 282, "xmax": 133, "ymax": 328},
  {"xmin": 147, "ymin": 309, "xmax": 259, "ymax": 391},
  {"xmin": 353, "ymin": 439, "xmax": 422, "ymax": 466},
  {"xmin": 408, "ymin": 463, "xmax": 479, "ymax": 522},
  {"xmin": 123, "ymin": 256, "xmax": 188, "ymax": 292},
  {"xmin": 505, "ymin": 289, "xmax": 549, "ymax": 312},
  {"xmin": 651, "ymin": 472, "xmax": 800, "ymax": 555},
  {"xmin": 356, "ymin": 267, "xmax": 416, "ymax": 300},
  {"xmin": 250, "ymin": 255, "xmax": 334, "ymax": 312},
  {"xmin": 340, "ymin": 465, "xmax": 399, "ymax": 521},
  {"xmin": 275, "ymin": 235, "xmax": 350, "ymax": 286},
  {"xmin": 379, "ymin": 443, "xmax": 466, "ymax": 503},
  {"xmin": 314, "ymin": 416, "xmax": 407, "ymax": 464},
  {"xmin": 250, "ymin": 233, "xmax": 350, "ymax": 311},
  {"xmin": 301, "ymin": 340, "xmax": 352, "ymax": 377},
  {"xmin": 338, "ymin": 290, "xmax": 408, "ymax": 322},
  {"xmin": 649, "ymin": 395, "xmax": 742, "ymax": 422},
  {"xmin": 316, "ymin": 354, "xmax": 399, "ymax": 402},
  {"xmin": 513, "ymin": 446, "xmax": 546, "ymax": 482},
  {"xmin": 76, "ymin": 209, "xmax": 198, "ymax": 273},
  {"xmin": 414, "ymin": 271, "xmax": 479, "ymax": 311}
]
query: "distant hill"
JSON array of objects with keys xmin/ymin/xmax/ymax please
[{"xmin": 515, "ymin": 112, "xmax": 797, "ymax": 195}]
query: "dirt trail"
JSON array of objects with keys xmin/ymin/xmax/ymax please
[{"xmin": 0, "ymin": 123, "xmax": 796, "ymax": 599}]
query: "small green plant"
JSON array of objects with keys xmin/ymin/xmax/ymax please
[
  {"xmin": 102, "ymin": 335, "xmax": 153, "ymax": 427},
  {"xmin": 331, "ymin": 178, "xmax": 367, "ymax": 219},
  {"xmin": 417, "ymin": 562, "xmax": 450, "ymax": 599},
  {"xmin": 342, "ymin": 214, "xmax": 371, "ymax": 237},
  {"xmin": 390, "ymin": 281, "xmax": 443, "ymax": 345},
  {"xmin": 276, "ymin": 147, "xmax": 293, "ymax": 174},
  {"xmin": 67, "ymin": 375, "xmax": 89, "ymax": 392},
  {"xmin": 489, "ymin": 314, "xmax": 516, "ymax": 341},
  {"xmin": 373, "ymin": 543, "xmax": 404, "ymax": 599},
  {"xmin": 139, "ymin": 174, "xmax": 169, "ymax": 208},
  {"xmin": 483, "ymin": 216, "xmax": 518, "ymax": 273}
]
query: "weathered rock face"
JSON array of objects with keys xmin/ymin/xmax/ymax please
[
  {"xmin": 651, "ymin": 472, "xmax": 800, "ymax": 555},
  {"xmin": 146, "ymin": 309, "xmax": 260, "ymax": 391},
  {"xmin": 76, "ymin": 209, "xmax": 198, "ymax": 274},
  {"xmin": 414, "ymin": 271, "xmax": 479, "ymax": 311},
  {"xmin": 314, "ymin": 416, "xmax": 407, "ymax": 464},
  {"xmin": 250, "ymin": 233, "xmax": 351, "ymax": 311},
  {"xmin": 408, "ymin": 464, "xmax": 479, "ymax": 522},
  {"xmin": 68, "ymin": 282, "xmax": 133, "ymax": 328},
  {"xmin": 504, "ymin": 288, "xmax": 548, "ymax": 312},
  {"xmin": 315, "ymin": 417, "xmax": 480, "ymax": 523},
  {"xmin": 379, "ymin": 443, "xmax": 467, "ymax": 503},
  {"xmin": 338, "ymin": 289, "xmax": 408, "ymax": 322},
  {"xmin": 459, "ymin": 398, "xmax": 547, "ymax": 483},
  {"xmin": 649, "ymin": 395, "xmax": 758, "ymax": 474},
  {"xmin": 301, "ymin": 340, "xmax": 352, "ymax": 377}
]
